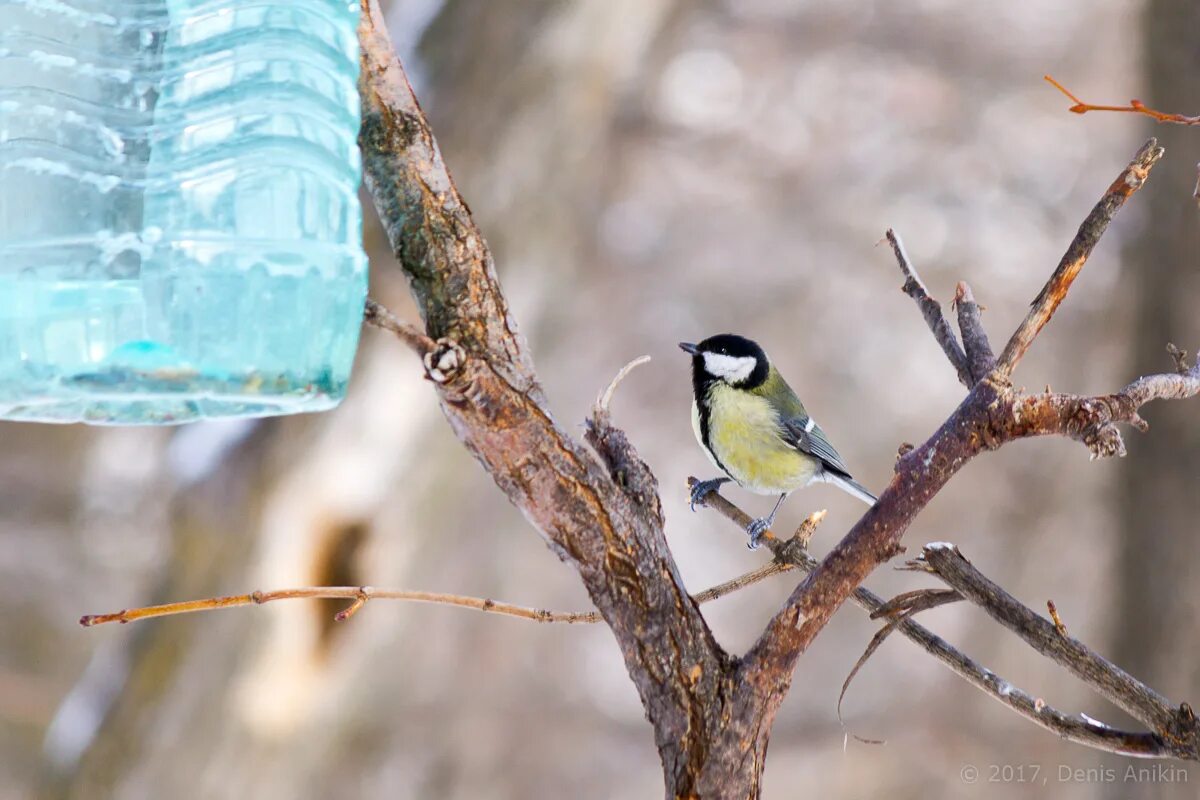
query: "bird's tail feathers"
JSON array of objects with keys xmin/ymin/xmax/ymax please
[{"xmin": 821, "ymin": 472, "xmax": 877, "ymax": 506}]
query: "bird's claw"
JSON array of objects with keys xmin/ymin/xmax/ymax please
[
  {"xmin": 689, "ymin": 478, "xmax": 728, "ymax": 511},
  {"xmin": 746, "ymin": 517, "xmax": 771, "ymax": 550}
]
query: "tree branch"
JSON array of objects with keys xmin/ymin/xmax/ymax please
[
  {"xmin": 1003, "ymin": 350, "xmax": 1200, "ymax": 458},
  {"xmin": 585, "ymin": 356, "xmax": 662, "ymax": 515},
  {"xmin": 363, "ymin": 298, "xmax": 434, "ymax": 356},
  {"xmin": 80, "ymin": 586, "xmax": 602, "ymax": 626},
  {"xmin": 917, "ymin": 543, "xmax": 1200, "ymax": 759},
  {"xmin": 954, "ymin": 282, "xmax": 995, "ymax": 383},
  {"xmin": 1046, "ymin": 75, "xmax": 1200, "ymax": 126},
  {"xmin": 78, "ymin": 561, "xmax": 795, "ymax": 629},
  {"xmin": 691, "ymin": 483, "xmax": 1191, "ymax": 758},
  {"xmin": 995, "ymin": 139, "xmax": 1164, "ymax": 376},
  {"xmin": 868, "ymin": 587, "xmax": 961, "ymax": 620},
  {"xmin": 357, "ymin": 1, "xmax": 534, "ymax": 385},
  {"xmin": 884, "ymin": 229, "xmax": 972, "ymax": 387},
  {"xmin": 843, "ymin": 595, "xmax": 1186, "ymax": 759}
]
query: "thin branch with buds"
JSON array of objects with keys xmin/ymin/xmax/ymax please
[
  {"xmin": 79, "ymin": 558, "xmax": 795, "ymax": 629},
  {"xmin": 1045, "ymin": 75, "xmax": 1200, "ymax": 126},
  {"xmin": 80, "ymin": 587, "xmax": 602, "ymax": 627}
]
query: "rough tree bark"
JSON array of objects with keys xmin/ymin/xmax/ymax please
[{"xmin": 357, "ymin": 1, "xmax": 1200, "ymax": 793}]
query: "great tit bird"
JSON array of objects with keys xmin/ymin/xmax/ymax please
[{"xmin": 680, "ymin": 334, "xmax": 876, "ymax": 548}]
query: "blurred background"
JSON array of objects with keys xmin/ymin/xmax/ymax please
[{"xmin": 3, "ymin": 0, "xmax": 1198, "ymax": 797}]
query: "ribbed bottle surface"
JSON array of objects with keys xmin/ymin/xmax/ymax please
[{"xmin": 0, "ymin": 0, "xmax": 367, "ymax": 424}]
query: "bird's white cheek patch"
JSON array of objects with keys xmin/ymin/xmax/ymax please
[{"xmin": 703, "ymin": 353, "xmax": 757, "ymax": 383}]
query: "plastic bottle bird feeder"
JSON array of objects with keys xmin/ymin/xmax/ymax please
[{"xmin": 0, "ymin": 0, "xmax": 368, "ymax": 424}]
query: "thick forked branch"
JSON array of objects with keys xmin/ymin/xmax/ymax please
[
  {"xmin": 691, "ymin": 485, "xmax": 1188, "ymax": 758},
  {"xmin": 996, "ymin": 140, "xmax": 1164, "ymax": 376},
  {"xmin": 917, "ymin": 544, "xmax": 1200, "ymax": 758},
  {"xmin": 738, "ymin": 140, "xmax": 1166, "ymax": 741},
  {"xmin": 355, "ymin": 5, "xmax": 755, "ymax": 795}
]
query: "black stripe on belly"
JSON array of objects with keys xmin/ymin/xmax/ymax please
[{"xmin": 695, "ymin": 382, "xmax": 733, "ymax": 478}]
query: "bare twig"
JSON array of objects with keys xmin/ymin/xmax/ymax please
[
  {"xmin": 920, "ymin": 544, "xmax": 1200, "ymax": 758},
  {"xmin": 586, "ymin": 357, "xmax": 663, "ymax": 516},
  {"xmin": 597, "ymin": 355, "xmax": 651, "ymax": 412},
  {"xmin": 693, "ymin": 562, "xmax": 794, "ymax": 604},
  {"xmin": 884, "ymin": 230, "xmax": 971, "ymax": 387},
  {"xmin": 686, "ymin": 479, "xmax": 818, "ymax": 563},
  {"xmin": 1046, "ymin": 75, "xmax": 1200, "ymax": 126},
  {"xmin": 1167, "ymin": 342, "xmax": 1190, "ymax": 374},
  {"xmin": 80, "ymin": 559, "xmax": 796, "ymax": 629},
  {"xmin": 996, "ymin": 139, "xmax": 1164, "ymax": 376},
  {"xmin": 687, "ymin": 479, "xmax": 826, "ymax": 565},
  {"xmin": 364, "ymin": 298, "xmax": 435, "ymax": 355},
  {"xmin": 692, "ymin": 484, "xmax": 1190, "ymax": 758},
  {"xmin": 838, "ymin": 609, "xmax": 909, "ymax": 742},
  {"xmin": 790, "ymin": 509, "xmax": 827, "ymax": 550},
  {"xmin": 1047, "ymin": 600, "xmax": 1068, "ymax": 637},
  {"xmin": 869, "ymin": 588, "xmax": 961, "ymax": 620},
  {"xmin": 954, "ymin": 282, "xmax": 995, "ymax": 383},
  {"xmin": 840, "ymin": 588, "xmax": 962, "ymax": 746},
  {"xmin": 81, "ymin": 587, "xmax": 601, "ymax": 627},
  {"xmin": 1007, "ymin": 351, "xmax": 1200, "ymax": 459},
  {"xmin": 1121, "ymin": 356, "xmax": 1200, "ymax": 407}
]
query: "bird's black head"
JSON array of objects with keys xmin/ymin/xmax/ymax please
[{"xmin": 678, "ymin": 334, "xmax": 769, "ymax": 391}]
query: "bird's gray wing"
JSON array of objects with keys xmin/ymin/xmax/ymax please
[{"xmin": 780, "ymin": 414, "xmax": 853, "ymax": 478}]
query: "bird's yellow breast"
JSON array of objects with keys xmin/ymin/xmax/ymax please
[{"xmin": 692, "ymin": 385, "xmax": 818, "ymax": 495}]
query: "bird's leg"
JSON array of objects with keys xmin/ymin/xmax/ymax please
[
  {"xmin": 746, "ymin": 493, "xmax": 788, "ymax": 550},
  {"xmin": 689, "ymin": 477, "xmax": 730, "ymax": 511}
]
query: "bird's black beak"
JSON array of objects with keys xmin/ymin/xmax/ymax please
[{"xmin": 678, "ymin": 342, "xmax": 699, "ymax": 355}]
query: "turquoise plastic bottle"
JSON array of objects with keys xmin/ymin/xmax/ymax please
[{"xmin": 0, "ymin": 0, "xmax": 368, "ymax": 424}]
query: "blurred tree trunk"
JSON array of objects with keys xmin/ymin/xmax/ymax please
[{"xmin": 1111, "ymin": 1, "xmax": 1200, "ymax": 796}]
